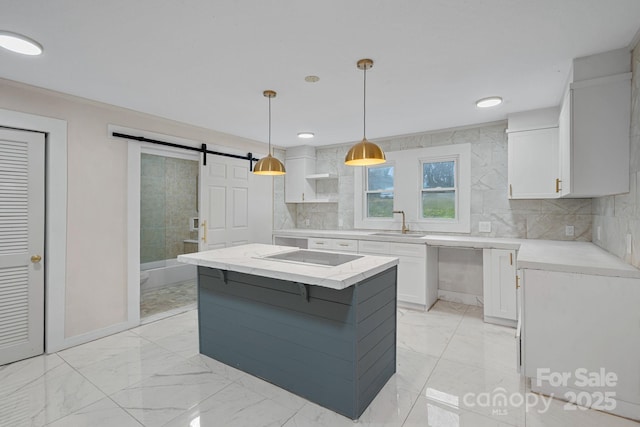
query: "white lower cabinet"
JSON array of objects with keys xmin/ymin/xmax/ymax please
[
  {"xmin": 521, "ymin": 268, "xmax": 640, "ymax": 421},
  {"xmin": 482, "ymin": 249, "xmax": 517, "ymax": 324},
  {"xmin": 358, "ymin": 240, "xmax": 427, "ymax": 307},
  {"xmin": 307, "ymin": 237, "xmax": 358, "ymax": 253}
]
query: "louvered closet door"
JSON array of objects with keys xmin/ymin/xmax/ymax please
[{"xmin": 0, "ymin": 128, "xmax": 45, "ymax": 366}]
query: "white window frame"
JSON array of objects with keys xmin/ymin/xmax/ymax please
[
  {"xmin": 364, "ymin": 163, "xmax": 395, "ymax": 219},
  {"xmin": 354, "ymin": 144, "xmax": 470, "ymax": 233},
  {"xmin": 419, "ymin": 156, "xmax": 459, "ymax": 223}
]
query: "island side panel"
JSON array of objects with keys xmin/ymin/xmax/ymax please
[
  {"xmin": 196, "ymin": 265, "xmax": 398, "ymax": 420},
  {"xmin": 355, "ymin": 266, "xmax": 398, "ymax": 415},
  {"xmin": 197, "ymin": 267, "xmax": 358, "ymax": 417}
]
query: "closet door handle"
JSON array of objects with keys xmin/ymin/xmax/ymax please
[{"xmin": 201, "ymin": 220, "xmax": 207, "ymax": 244}]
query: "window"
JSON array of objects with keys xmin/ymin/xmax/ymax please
[
  {"xmin": 421, "ymin": 159, "xmax": 457, "ymax": 219},
  {"xmin": 354, "ymin": 144, "xmax": 470, "ymax": 233},
  {"xmin": 365, "ymin": 165, "xmax": 394, "ymax": 218}
]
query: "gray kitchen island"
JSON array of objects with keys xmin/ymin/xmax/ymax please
[{"xmin": 178, "ymin": 243, "xmax": 399, "ymax": 420}]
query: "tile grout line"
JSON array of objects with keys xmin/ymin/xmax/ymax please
[{"xmin": 399, "ymin": 303, "xmax": 469, "ymax": 427}]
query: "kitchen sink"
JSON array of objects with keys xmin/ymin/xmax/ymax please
[
  {"xmin": 370, "ymin": 231, "xmax": 426, "ymax": 238},
  {"xmin": 263, "ymin": 250, "xmax": 362, "ymax": 267}
]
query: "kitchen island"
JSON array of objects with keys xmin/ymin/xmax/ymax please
[{"xmin": 177, "ymin": 243, "xmax": 399, "ymax": 420}]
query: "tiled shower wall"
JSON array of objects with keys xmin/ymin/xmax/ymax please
[
  {"xmin": 140, "ymin": 154, "xmax": 199, "ymax": 263},
  {"xmin": 593, "ymin": 43, "xmax": 640, "ymax": 267},
  {"xmin": 274, "ymin": 123, "xmax": 593, "ymax": 241}
]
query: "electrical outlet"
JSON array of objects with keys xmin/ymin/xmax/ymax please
[
  {"xmin": 305, "ymin": 218, "xmax": 310, "ymax": 227},
  {"xmin": 565, "ymin": 225, "xmax": 575, "ymax": 237},
  {"xmin": 597, "ymin": 226, "xmax": 602, "ymax": 241},
  {"xmin": 626, "ymin": 234, "xmax": 632, "ymax": 254},
  {"xmin": 478, "ymin": 221, "xmax": 491, "ymax": 233}
]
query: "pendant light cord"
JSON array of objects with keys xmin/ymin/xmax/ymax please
[
  {"xmin": 268, "ymin": 95, "xmax": 272, "ymax": 155},
  {"xmin": 363, "ymin": 66, "xmax": 367, "ymax": 140}
]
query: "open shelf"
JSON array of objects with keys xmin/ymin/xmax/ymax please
[{"xmin": 305, "ymin": 173, "xmax": 338, "ymax": 180}]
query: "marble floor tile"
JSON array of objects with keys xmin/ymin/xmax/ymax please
[
  {"xmin": 233, "ymin": 370, "xmax": 308, "ymax": 412},
  {"xmin": 110, "ymin": 360, "xmax": 232, "ymax": 427},
  {"xmin": 58, "ymin": 331, "xmax": 151, "ymax": 370},
  {"xmin": 441, "ymin": 306, "xmax": 517, "ymax": 374},
  {"xmin": 395, "ymin": 348, "xmax": 439, "ymax": 394},
  {"xmin": 75, "ymin": 340, "xmax": 186, "ymax": 395},
  {"xmin": 423, "ymin": 358, "xmax": 525, "ymax": 426},
  {"xmin": 3, "ymin": 302, "xmax": 637, "ymax": 427},
  {"xmin": 0, "ymin": 362, "xmax": 105, "ymax": 427},
  {"xmin": 44, "ymin": 397, "xmax": 142, "ymax": 427},
  {"xmin": 130, "ymin": 310, "xmax": 197, "ymax": 342},
  {"xmin": 403, "ymin": 396, "xmax": 518, "ymax": 426},
  {"xmin": 187, "ymin": 354, "xmax": 247, "ymax": 382},
  {"xmin": 162, "ymin": 382, "xmax": 296, "ymax": 427},
  {"xmin": 0, "ymin": 353, "xmax": 64, "ymax": 399},
  {"xmin": 397, "ymin": 321, "xmax": 456, "ymax": 358},
  {"xmin": 151, "ymin": 329, "xmax": 200, "ymax": 359}
]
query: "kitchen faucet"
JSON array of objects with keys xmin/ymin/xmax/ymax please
[{"xmin": 392, "ymin": 210, "xmax": 409, "ymax": 234}]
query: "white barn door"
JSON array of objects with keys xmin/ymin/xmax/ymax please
[
  {"xmin": 0, "ymin": 128, "xmax": 45, "ymax": 365},
  {"xmin": 199, "ymin": 154, "xmax": 273, "ymax": 250}
]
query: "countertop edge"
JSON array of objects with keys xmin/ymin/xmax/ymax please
[
  {"xmin": 273, "ymin": 229, "xmax": 640, "ymax": 279},
  {"xmin": 178, "ymin": 246, "xmax": 399, "ymax": 290}
]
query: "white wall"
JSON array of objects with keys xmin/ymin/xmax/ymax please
[{"xmin": 0, "ymin": 78, "xmax": 269, "ymax": 341}]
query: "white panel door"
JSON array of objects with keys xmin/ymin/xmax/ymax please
[
  {"xmin": 0, "ymin": 128, "xmax": 45, "ymax": 365},
  {"xmin": 199, "ymin": 155, "xmax": 272, "ymax": 249}
]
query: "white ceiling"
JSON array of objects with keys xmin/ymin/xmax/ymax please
[{"xmin": 2, "ymin": 1, "xmax": 640, "ymax": 147}]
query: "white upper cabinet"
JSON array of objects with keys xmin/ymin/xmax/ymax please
[
  {"xmin": 559, "ymin": 48, "xmax": 631, "ymax": 197},
  {"xmin": 284, "ymin": 146, "xmax": 337, "ymax": 203},
  {"xmin": 508, "ymin": 48, "xmax": 631, "ymax": 199},
  {"xmin": 507, "ymin": 107, "xmax": 560, "ymax": 199}
]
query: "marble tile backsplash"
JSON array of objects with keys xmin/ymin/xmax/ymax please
[
  {"xmin": 274, "ymin": 121, "xmax": 593, "ymax": 241},
  {"xmin": 592, "ymin": 42, "xmax": 640, "ymax": 267}
]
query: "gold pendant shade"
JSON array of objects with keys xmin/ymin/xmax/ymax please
[
  {"xmin": 344, "ymin": 138, "xmax": 386, "ymax": 166},
  {"xmin": 253, "ymin": 153, "xmax": 286, "ymax": 175}
]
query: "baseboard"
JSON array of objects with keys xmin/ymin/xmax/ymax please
[
  {"xmin": 397, "ymin": 300, "xmax": 426, "ymax": 311},
  {"xmin": 484, "ymin": 315, "xmax": 516, "ymax": 328}
]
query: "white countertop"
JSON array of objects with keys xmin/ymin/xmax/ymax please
[
  {"xmin": 273, "ymin": 229, "xmax": 640, "ymax": 278},
  {"xmin": 177, "ymin": 243, "xmax": 399, "ymax": 290}
]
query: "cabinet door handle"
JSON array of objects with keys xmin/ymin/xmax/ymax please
[
  {"xmin": 510, "ymin": 252, "xmax": 513, "ymax": 265},
  {"xmin": 555, "ymin": 178, "xmax": 562, "ymax": 193},
  {"xmin": 315, "ymin": 242, "xmax": 324, "ymax": 245},
  {"xmin": 516, "ymin": 275, "xmax": 520, "ymax": 289},
  {"xmin": 339, "ymin": 243, "xmax": 349, "ymax": 247},
  {"xmin": 509, "ymin": 184, "xmax": 513, "ymax": 198}
]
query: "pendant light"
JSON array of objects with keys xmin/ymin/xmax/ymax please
[
  {"xmin": 345, "ymin": 58, "xmax": 386, "ymax": 166},
  {"xmin": 254, "ymin": 90, "xmax": 286, "ymax": 175}
]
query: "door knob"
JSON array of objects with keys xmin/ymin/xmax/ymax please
[{"xmin": 31, "ymin": 255, "xmax": 42, "ymax": 263}]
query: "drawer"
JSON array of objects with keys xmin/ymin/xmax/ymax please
[
  {"xmin": 308, "ymin": 238, "xmax": 332, "ymax": 249},
  {"xmin": 358, "ymin": 240, "xmax": 389, "ymax": 254},
  {"xmin": 332, "ymin": 239, "xmax": 359, "ymax": 253}
]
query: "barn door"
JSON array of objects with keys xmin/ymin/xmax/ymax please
[{"xmin": 0, "ymin": 128, "xmax": 45, "ymax": 365}]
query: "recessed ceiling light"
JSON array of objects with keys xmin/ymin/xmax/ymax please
[
  {"xmin": 304, "ymin": 75, "xmax": 320, "ymax": 83},
  {"xmin": 297, "ymin": 132, "xmax": 315, "ymax": 139},
  {"xmin": 0, "ymin": 31, "xmax": 43, "ymax": 56},
  {"xmin": 476, "ymin": 96, "xmax": 503, "ymax": 108}
]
